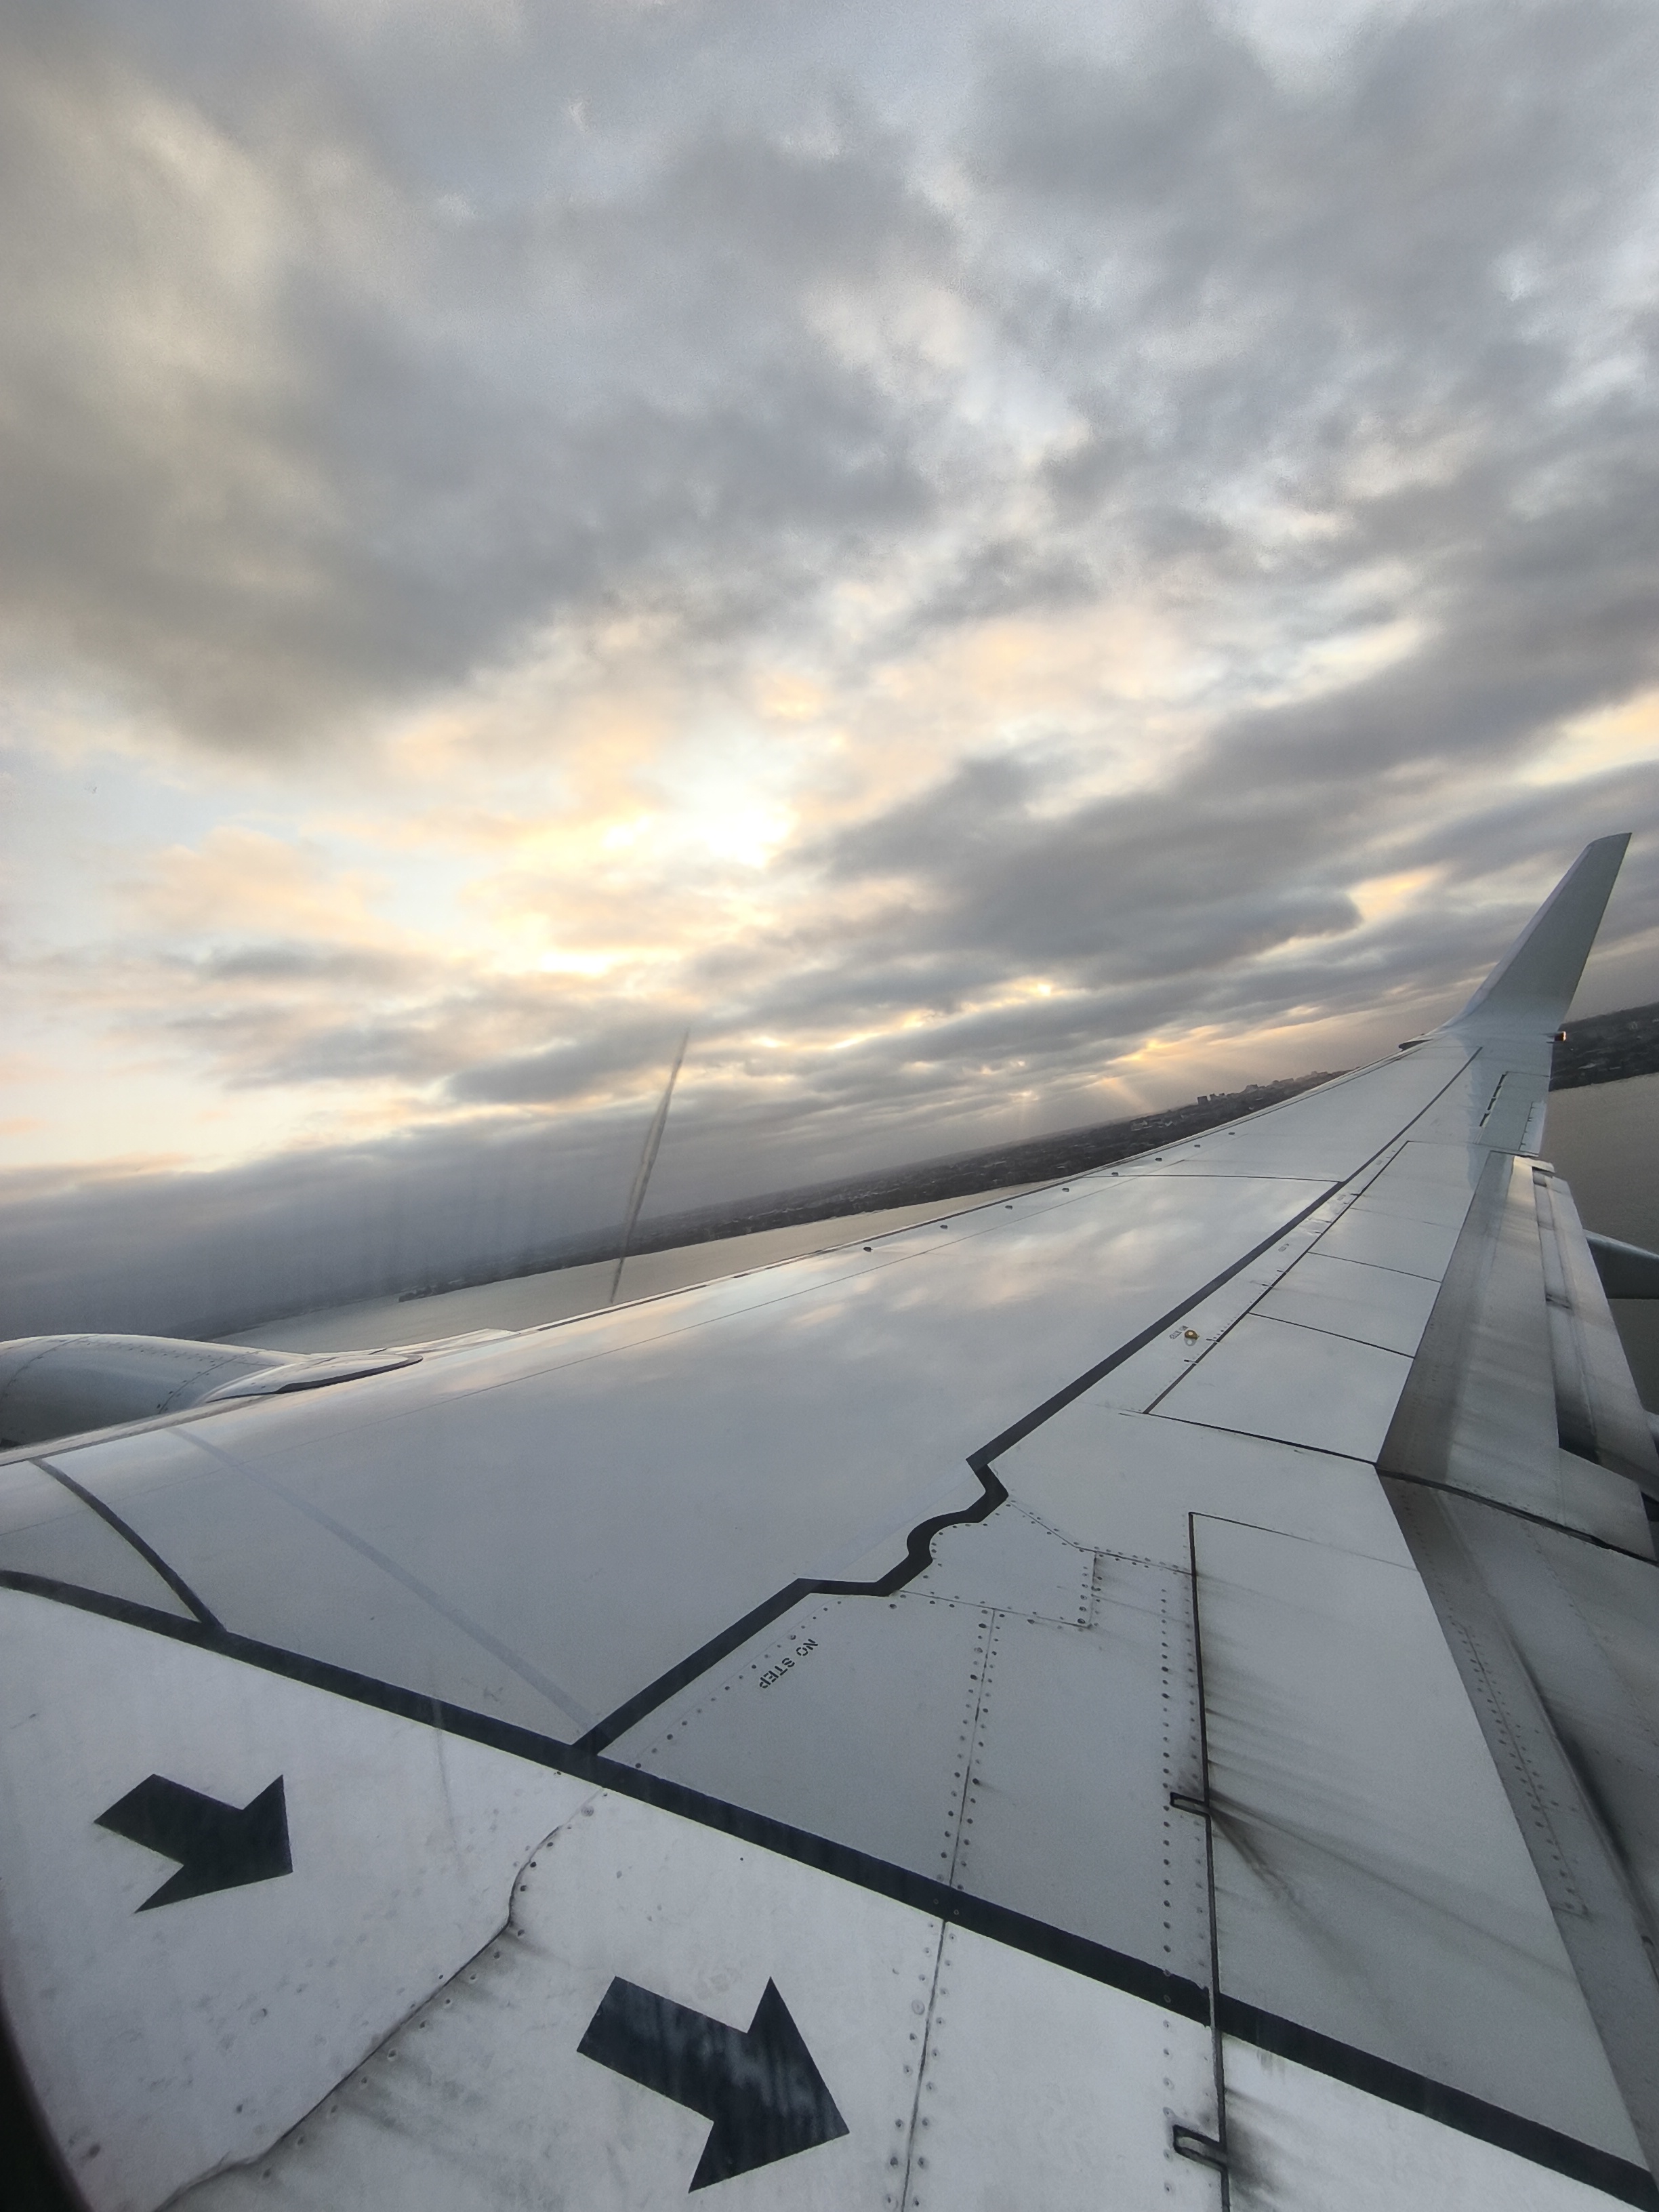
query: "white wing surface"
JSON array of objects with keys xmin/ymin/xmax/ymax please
[{"xmin": 3, "ymin": 834, "xmax": 1656, "ymax": 2212}]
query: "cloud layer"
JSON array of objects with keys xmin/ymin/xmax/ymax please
[{"xmin": 4, "ymin": 0, "xmax": 1659, "ymax": 1329}]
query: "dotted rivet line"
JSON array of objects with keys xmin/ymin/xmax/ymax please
[
  {"xmin": 1004, "ymin": 1498, "xmax": 1094, "ymax": 1556},
  {"xmin": 914, "ymin": 1508, "xmax": 1096, "ymax": 1631},
  {"xmin": 1097, "ymin": 1541, "xmax": 1164, "ymax": 1570},
  {"xmin": 884, "ymin": 1921, "xmax": 946, "ymax": 2208},
  {"xmin": 911, "ymin": 1594, "xmax": 983, "ymax": 1615},
  {"xmin": 1447, "ymin": 1611, "xmax": 1587, "ymax": 1914},
  {"xmin": 935, "ymin": 1613, "xmax": 991, "ymax": 1876},
  {"xmin": 1403, "ymin": 1503, "xmax": 1591, "ymax": 1915},
  {"xmin": 901, "ymin": 1925, "xmax": 958, "ymax": 2212},
  {"xmin": 906, "ymin": 1518, "xmax": 981, "ymax": 1609},
  {"xmin": 1161, "ymin": 2007, "xmax": 1184, "ymax": 2193},
  {"xmin": 996, "ymin": 1501, "xmax": 1107, "ymax": 1627},
  {"xmin": 1159, "ymin": 1586, "xmax": 1179, "ymax": 1971},
  {"xmin": 634, "ymin": 1601, "xmax": 835, "ymax": 1763},
  {"xmin": 948, "ymin": 1617, "xmax": 1002, "ymax": 1895},
  {"xmin": 1168, "ymin": 1586, "xmax": 1208, "ymax": 1982}
]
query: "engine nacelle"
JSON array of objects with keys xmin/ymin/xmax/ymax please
[{"xmin": 0, "ymin": 1335, "xmax": 421, "ymax": 1450}]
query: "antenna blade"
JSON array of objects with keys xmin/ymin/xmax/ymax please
[{"xmin": 607, "ymin": 1031, "xmax": 689, "ymax": 1305}]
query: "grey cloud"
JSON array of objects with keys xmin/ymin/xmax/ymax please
[
  {"xmin": 815, "ymin": 752, "xmax": 1368, "ymax": 972},
  {"xmin": 432, "ymin": 752, "xmax": 1659, "ymax": 1121},
  {"xmin": 0, "ymin": 7, "xmax": 953, "ymax": 746},
  {"xmin": 960, "ymin": 3, "xmax": 1659, "ymax": 693},
  {"xmin": 6, "ymin": 807, "xmax": 1651, "ymax": 1344},
  {"xmin": 1221, "ymin": 453, "xmax": 1659, "ymax": 796},
  {"xmin": 0, "ymin": 1114, "xmax": 644, "ymax": 1339},
  {"xmin": 192, "ymin": 941, "xmax": 422, "ymax": 987},
  {"xmin": 905, "ymin": 537, "xmax": 1099, "ymax": 632},
  {"xmin": 152, "ymin": 962, "xmax": 600, "ymax": 1093},
  {"xmin": 448, "ymin": 1014, "xmax": 697, "ymax": 1109},
  {"xmin": 199, "ymin": 756, "xmax": 1655, "ymax": 1128},
  {"xmin": 786, "ymin": 712, "xmax": 1657, "ymax": 1086},
  {"xmin": 979, "ymin": 3, "xmax": 1658, "ymax": 433},
  {"xmin": 7, "ymin": 0, "xmax": 1658, "ymax": 764},
  {"xmin": 165, "ymin": 1009, "xmax": 464, "ymax": 1090}
]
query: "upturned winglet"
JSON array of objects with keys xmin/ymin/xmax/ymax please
[{"xmin": 1443, "ymin": 833, "xmax": 1631, "ymax": 1040}]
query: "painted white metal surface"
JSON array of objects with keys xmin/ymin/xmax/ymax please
[
  {"xmin": 1250, "ymin": 1249, "xmax": 1443, "ymax": 1355},
  {"xmin": 1065, "ymin": 1189, "xmax": 1363, "ymax": 1414},
  {"xmin": 1539, "ymin": 1171, "xmax": 1659, "ymax": 1485},
  {"xmin": 933, "ymin": 1559, "xmax": 1208, "ymax": 1971},
  {"xmin": 894, "ymin": 1919, "xmax": 1220, "ymax": 2212},
  {"xmin": 908, "ymin": 1501, "xmax": 1096, "ymax": 1623},
  {"xmin": 1313, "ymin": 1140, "xmax": 1485, "ymax": 1277},
  {"xmin": 0, "ymin": 1590, "xmax": 591, "ymax": 2212},
  {"xmin": 0, "ymin": 1337, "xmax": 291, "ymax": 1449},
  {"xmin": 1155, "ymin": 1311, "xmax": 1412, "ymax": 1460},
  {"xmin": 224, "ymin": 1190, "xmax": 1043, "ymax": 1355},
  {"xmin": 1194, "ymin": 1516, "xmax": 1641, "ymax": 2160},
  {"xmin": 0, "ymin": 1458, "xmax": 193, "ymax": 1614},
  {"xmin": 1057, "ymin": 1135, "xmax": 1489, "ymax": 1427},
  {"xmin": 615, "ymin": 1591, "xmax": 999, "ymax": 1893},
  {"xmin": 20, "ymin": 1168, "xmax": 1337, "ymax": 1740},
  {"xmin": 1223, "ymin": 2041, "xmax": 1624, "ymax": 2212},
  {"xmin": 609, "ymin": 1514, "xmax": 1212, "ymax": 1978},
  {"xmin": 999, "ymin": 1404, "xmax": 1412, "ymax": 1572},
  {"xmin": 174, "ymin": 1788, "xmax": 1221, "ymax": 2212}
]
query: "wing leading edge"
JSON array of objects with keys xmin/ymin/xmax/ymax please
[{"xmin": 0, "ymin": 840, "xmax": 1654, "ymax": 2212}]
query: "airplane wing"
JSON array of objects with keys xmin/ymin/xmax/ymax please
[{"xmin": 3, "ymin": 833, "xmax": 1656, "ymax": 2212}]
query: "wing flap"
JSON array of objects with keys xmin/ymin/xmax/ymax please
[{"xmin": 1194, "ymin": 1513, "xmax": 1643, "ymax": 2163}]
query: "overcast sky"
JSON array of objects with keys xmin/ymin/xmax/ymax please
[{"xmin": 5, "ymin": 0, "xmax": 1659, "ymax": 1333}]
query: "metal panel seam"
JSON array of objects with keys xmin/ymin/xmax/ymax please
[{"xmin": 33, "ymin": 1456, "xmax": 221, "ymax": 1628}]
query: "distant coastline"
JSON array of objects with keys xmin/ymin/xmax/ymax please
[
  {"xmin": 1549, "ymin": 1001, "xmax": 1659, "ymax": 1091},
  {"xmin": 396, "ymin": 1000, "xmax": 1659, "ymax": 1307},
  {"xmin": 400, "ymin": 1067, "xmax": 1340, "ymax": 1300}
]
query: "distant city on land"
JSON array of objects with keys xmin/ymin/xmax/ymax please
[
  {"xmin": 400, "ymin": 1001, "xmax": 1659, "ymax": 1306},
  {"xmin": 1549, "ymin": 1001, "xmax": 1659, "ymax": 1091}
]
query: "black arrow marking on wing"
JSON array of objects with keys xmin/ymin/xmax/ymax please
[
  {"xmin": 96, "ymin": 1775, "xmax": 291, "ymax": 1910},
  {"xmin": 578, "ymin": 1976, "xmax": 848, "ymax": 2190}
]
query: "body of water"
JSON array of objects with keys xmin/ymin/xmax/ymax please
[{"xmin": 1542, "ymin": 1072, "xmax": 1659, "ymax": 1410}]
